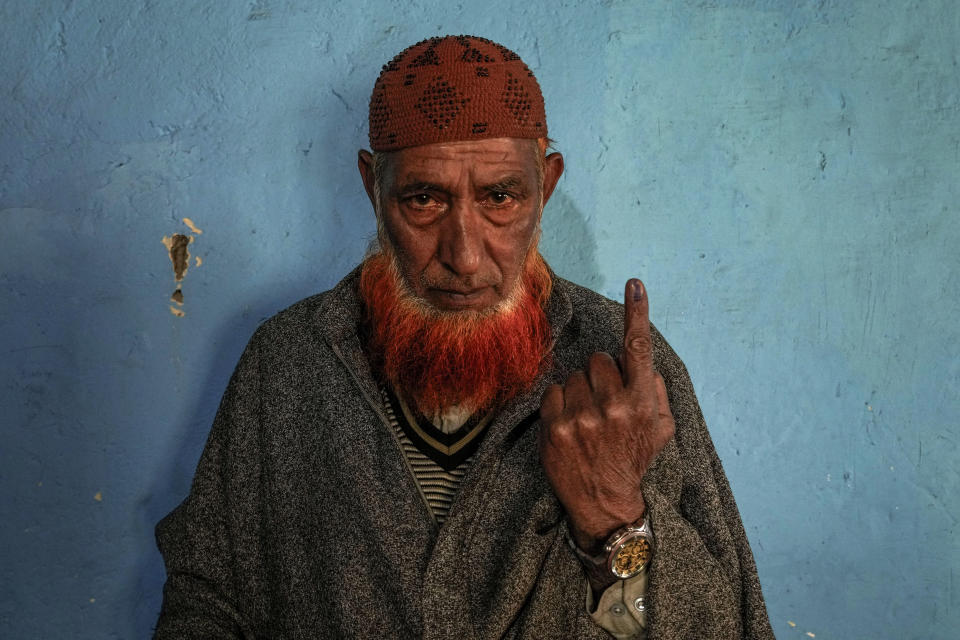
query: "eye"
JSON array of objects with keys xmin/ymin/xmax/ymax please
[
  {"xmin": 487, "ymin": 191, "xmax": 513, "ymax": 206},
  {"xmin": 399, "ymin": 192, "xmax": 445, "ymax": 225},
  {"xmin": 406, "ymin": 193, "xmax": 436, "ymax": 208}
]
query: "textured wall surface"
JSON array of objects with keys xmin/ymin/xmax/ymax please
[{"xmin": 1, "ymin": 1, "xmax": 958, "ymax": 638}]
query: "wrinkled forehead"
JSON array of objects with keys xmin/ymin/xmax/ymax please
[{"xmin": 375, "ymin": 138, "xmax": 542, "ymax": 188}]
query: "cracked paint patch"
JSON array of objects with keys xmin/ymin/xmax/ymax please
[
  {"xmin": 786, "ymin": 620, "xmax": 816, "ymax": 637},
  {"xmin": 162, "ymin": 233, "xmax": 193, "ymax": 281},
  {"xmin": 183, "ymin": 217, "xmax": 203, "ymax": 235},
  {"xmin": 162, "ymin": 219, "xmax": 204, "ymax": 317}
]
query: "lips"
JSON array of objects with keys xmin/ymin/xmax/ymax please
[
  {"xmin": 429, "ymin": 286, "xmax": 492, "ymax": 309},
  {"xmin": 436, "ymin": 287, "xmax": 485, "ymax": 297}
]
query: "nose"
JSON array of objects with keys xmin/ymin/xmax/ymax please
[{"xmin": 437, "ymin": 201, "xmax": 483, "ymax": 277}]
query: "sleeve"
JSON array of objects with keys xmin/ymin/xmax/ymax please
[
  {"xmin": 639, "ymin": 330, "xmax": 775, "ymax": 639},
  {"xmin": 153, "ymin": 333, "xmax": 265, "ymax": 639}
]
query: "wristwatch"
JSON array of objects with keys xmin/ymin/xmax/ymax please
[{"xmin": 567, "ymin": 514, "xmax": 654, "ymax": 580}]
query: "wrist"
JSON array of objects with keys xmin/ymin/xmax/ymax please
[
  {"xmin": 569, "ymin": 502, "xmax": 647, "ymax": 553},
  {"xmin": 565, "ymin": 511, "xmax": 654, "ymax": 584}
]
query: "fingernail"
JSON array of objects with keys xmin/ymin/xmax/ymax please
[{"xmin": 632, "ymin": 279, "xmax": 645, "ymax": 302}]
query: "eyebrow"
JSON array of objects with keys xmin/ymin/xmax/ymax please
[
  {"xmin": 394, "ymin": 181, "xmax": 442, "ymax": 196},
  {"xmin": 392, "ymin": 174, "xmax": 530, "ymax": 197},
  {"xmin": 483, "ymin": 176, "xmax": 526, "ymax": 194}
]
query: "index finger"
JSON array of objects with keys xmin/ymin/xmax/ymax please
[{"xmin": 622, "ymin": 278, "xmax": 654, "ymax": 388}]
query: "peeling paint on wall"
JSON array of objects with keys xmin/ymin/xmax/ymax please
[
  {"xmin": 786, "ymin": 620, "xmax": 817, "ymax": 637},
  {"xmin": 161, "ymin": 219, "xmax": 204, "ymax": 317},
  {"xmin": 161, "ymin": 233, "xmax": 193, "ymax": 282},
  {"xmin": 182, "ymin": 217, "xmax": 203, "ymax": 235}
]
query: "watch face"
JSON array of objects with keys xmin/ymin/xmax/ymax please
[{"xmin": 612, "ymin": 536, "xmax": 652, "ymax": 578}]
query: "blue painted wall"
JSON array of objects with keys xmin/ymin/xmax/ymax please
[{"xmin": 2, "ymin": 1, "xmax": 957, "ymax": 638}]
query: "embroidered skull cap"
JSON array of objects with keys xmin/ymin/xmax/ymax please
[{"xmin": 368, "ymin": 35, "xmax": 548, "ymax": 151}]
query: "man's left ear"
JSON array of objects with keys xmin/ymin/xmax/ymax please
[{"xmin": 541, "ymin": 152, "xmax": 565, "ymax": 209}]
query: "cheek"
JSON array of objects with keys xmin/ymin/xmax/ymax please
[
  {"xmin": 393, "ymin": 243, "xmax": 431, "ymax": 284},
  {"xmin": 383, "ymin": 218, "xmax": 436, "ymax": 282},
  {"xmin": 491, "ymin": 220, "xmax": 538, "ymax": 277}
]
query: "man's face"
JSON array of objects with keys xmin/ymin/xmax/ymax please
[{"xmin": 360, "ymin": 138, "xmax": 562, "ymax": 313}]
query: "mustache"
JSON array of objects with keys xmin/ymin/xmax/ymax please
[
  {"xmin": 419, "ymin": 273, "xmax": 499, "ymax": 292},
  {"xmin": 372, "ymin": 238, "xmax": 503, "ymax": 313}
]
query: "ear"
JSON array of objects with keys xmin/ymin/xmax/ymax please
[
  {"xmin": 357, "ymin": 149, "xmax": 377, "ymax": 210},
  {"xmin": 540, "ymin": 152, "xmax": 564, "ymax": 208}
]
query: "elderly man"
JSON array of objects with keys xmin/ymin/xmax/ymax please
[{"xmin": 155, "ymin": 36, "xmax": 774, "ymax": 639}]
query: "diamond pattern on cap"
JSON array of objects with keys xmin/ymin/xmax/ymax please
[
  {"xmin": 408, "ymin": 39, "xmax": 442, "ymax": 67},
  {"xmin": 501, "ymin": 72, "xmax": 532, "ymax": 124},
  {"xmin": 416, "ymin": 77, "xmax": 468, "ymax": 130}
]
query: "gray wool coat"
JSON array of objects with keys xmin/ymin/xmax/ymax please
[{"xmin": 155, "ymin": 269, "xmax": 775, "ymax": 639}]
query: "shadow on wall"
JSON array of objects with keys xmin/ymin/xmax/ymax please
[{"xmin": 539, "ymin": 189, "xmax": 604, "ymax": 291}]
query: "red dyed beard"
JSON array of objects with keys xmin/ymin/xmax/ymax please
[{"xmin": 359, "ymin": 246, "xmax": 553, "ymax": 418}]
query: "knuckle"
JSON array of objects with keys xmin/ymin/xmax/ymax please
[
  {"xmin": 599, "ymin": 399, "xmax": 631, "ymax": 423},
  {"xmin": 574, "ymin": 409, "xmax": 602, "ymax": 432},
  {"xmin": 547, "ymin": 420, "xmax": 574, "ymax": 444},
  {"xmin": 627, "ymin": 334, "xmax": 651, "ymax": 354}
]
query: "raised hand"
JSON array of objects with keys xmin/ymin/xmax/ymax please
[{"xmin": 539, "ymin": 279, "xmax": 676, "ymax": 553}]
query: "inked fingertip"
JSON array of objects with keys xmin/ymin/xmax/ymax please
[{"xmin": 631, "ymin": 279, "xmax": 645, "ymax": 302}]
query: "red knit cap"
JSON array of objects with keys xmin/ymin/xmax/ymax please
[{"xmin": 368, "ymin": 35, "xmax": 548, "ymax": 151}]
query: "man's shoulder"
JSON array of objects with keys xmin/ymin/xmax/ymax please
[{"xmin": 249, "ymin": 268, "xmax": 362, "ymax": 349}]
